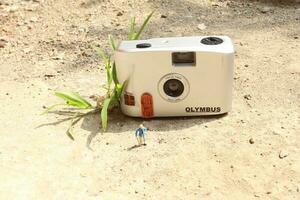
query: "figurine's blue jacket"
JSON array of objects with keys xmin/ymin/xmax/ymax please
[{"xmin": 135, "ymin": 128, "xmax": 147, "ymax": 137}]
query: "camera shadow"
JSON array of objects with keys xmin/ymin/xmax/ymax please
[{"xmin": 80, "ymin": 109, "xmax": 227, "ymax": 148}]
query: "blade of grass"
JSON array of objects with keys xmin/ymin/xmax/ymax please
[
  {"xmin": 41, "ymin": 103, "xmax": 66, "ymax": 115},
  {"xmin": 66, "ymin": 116, "xmax": 81, "ymax": 141},
  {"xmin": 71, "ymin": 92, "xmax": 92, "ymax": 108},
  {"xmin": 101, "ymin": 98, "xmax": 111, "ymax": 131},
  {"xmin": 112, "ymin": 62, "xmax": 119, "ymax": 85},
  {"xmin": 133, "ymin": 11, "xmax": 154, "ymax": 40},
  {"xmin": 55, "ymin": 91, "xmax": 92, "ymax": 109},
  {"xmin": 109, "ymin": 35, "xmax": 116, "ymax": 50},
  {"xmin": 93, "ymin": 46, "xmax": 109, "ymax": 64},
  {"xmin": 128, "ymin": 16, "xmax": 136, "ymax": 40},
  {"xmin": 105, "ymin": 58, "xmax": 112, "ymax": 91},
  {"xmin": 120, "ymin": 80, "xmax": 128, "ymax": 94}
]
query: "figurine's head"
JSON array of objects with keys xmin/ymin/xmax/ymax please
[{"xmin": 139, "ymin": 124, "xmax": 144, "ymax": 128}]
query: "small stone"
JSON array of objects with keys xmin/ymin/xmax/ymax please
[
  {"xmin": 23, "ymin": 47, "xmax": 32, "ymax": 53},
  {"xmin": 44, "ymin": 74, "xmax": 55, "ymax": 78},
  {"xmin": 279, "ymin": 150, "xmax": 289, "ymax": 159},
  {"xmin": 51, "ymin": 53, "xmax": 64, "ymax": 60},
  {"xmin": 266, "ymin": 191, "xmax": 271, "ymax": 194},
  {"xmin": 24, "ymin": 6, "xmax": 36, "ymax": 12},
  {"xmin": 197, "ymin": 23, "xmax": 207, "ymax": 31},
  {"xmin": 0, "ymin": 41, "xmax": 6, "ymax": 48},
  {"xmin": 116, "ymin": 11, "xmax": 123, "ymax": 16},
  {"xmin": 7, "ymin": 5, "xmax": 19, "ymax": 13},
  {"xmin": 57, "ymin": 31, "xmax": 65, "ymax": 36},
  {"xmin": 259, "ymin": 6, "xmax": 272, "ymax": 13},
  {"xmin": 17, "ymin": 21, "xmax": 24, "ymax": 26},
  {"xmin": 249, "ymin": 138, "xmax": 255, "ymax": 144},
  {"xmin": 244, "ymin": 64, "xmax": 249, "ymax": 67},
  {"xmin": 161, "ymin": 14, "xmax": 167, "ymax": 18},
  {"xmin": 30, "ymin": 17, "xmax": 38, "ymax": 22},
  {"xmin": 244, "ymin": 94, "xmax": 252, "ymax": 100},
  {"xmin": 294, "ymin": 36, "xmax": 298, "ymax": 39}
]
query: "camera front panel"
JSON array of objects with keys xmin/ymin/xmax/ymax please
[{"xmin": 115, "ymin": 36, "xmax": 234, "ymax": 118}]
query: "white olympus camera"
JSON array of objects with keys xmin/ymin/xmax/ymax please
[{"xmin": 114, "ymin": 36, "xmax": 234, "ymax": 118}]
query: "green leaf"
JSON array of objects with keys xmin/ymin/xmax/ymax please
[
  {"xmin": 114, "ymin": 80, "xmax": 128, "ymax": 101},
  {"xmin": 109, "ymin": 35, "xmax": 116, "ymax": 51},
  {"xmin": 105, "ymin": 57, "xmax": 113, "ymax": 88},
  {"xmin": 128, "ymin": 17, "xmax": 136, "ymax": 40},
  {"xmin": 93, "ymin": 46, "xmax": 109, "ymax": 64},
  {"xmin": 120, "ymin": 80, "xmax": 128, "ymax": 95},
  {"xmin": 133, "ymin": 11, "xmax": 154, "ymax": 40},
  {"xmin": 71, "ymin": 92, "xmax": 93, "ymax": 107},
  {"xmin": 55, "ymin": 91, "xmax": 92, "ymax": 109},
  {"xmin": 112, "ymin": 62, "xmax": 119, "ymax": 85},
  {"xmin": 101, "ymin": 98, "xmax": 111, "ymax": 131},
  {"xmin": 109, "ymin": 93, "xmax": 119, "ymax": 108}
]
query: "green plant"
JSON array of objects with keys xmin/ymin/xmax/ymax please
[{"xmin": 44, "ymin": 12, "xmax": 154, "ymax": 140}]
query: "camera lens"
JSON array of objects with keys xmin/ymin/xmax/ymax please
[{"xmin": 163, "ymin": 79, "xmax": 184, "ymax": 97}]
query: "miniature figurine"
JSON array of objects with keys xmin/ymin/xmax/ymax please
[{"xmin": 135, "ymin": 124, "xmax": 147, "ymax": 146}]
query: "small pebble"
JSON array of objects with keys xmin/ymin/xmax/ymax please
[
  {"xmin": 17, "ymin": 21, "xmax": 24, "ymax": 26},
  {"xmin": 51, "ymin": 53, "xmax": 64, "ymax": 60},
  {"xmin": 197, "ymin": 23, "xmax": 207, "ymax": 31},
  {"xmin": 57, "ymin": 31, "xmax": 65, "ymax": 36},
  {"xmin": 244, "ymin": 94, "xmax": 252, "ymax": 100},
  {"xmin": 279, "ymin": 150, "xmax": 289, "ymax": 159},
  {"xmin": 0, "ymin": 41, "xmax": 6, "ymax": 48},
  {"xmin": 259, "ymin": 6, "xmax": 272, "ymax": 13},
  {"xmin": 7, "ymin": 5, "xmax": 19, "ymax": 13},
  {"xmin": 30, "ymin": 17, "xmax": 38, "ymax": 22},
  {"xmin": 23, "ymin": 48, "xmax": 32, "ymax": 54},
  {"xmin": 244, "ymin": 64, "xmax": 249, "ymax": 67},
  {"xmin": 116, "ymin": 11, "xmax": 123, "ymax": 16},
  {"xmin": 249, "ymin": 138, "xmax": 255, "ymax": 144},
  {"xmin": 161, "ymin": 14, "xmax": 167, "ymax": 18}
]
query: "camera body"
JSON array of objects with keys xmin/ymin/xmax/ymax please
[{"xmin": 114, "ymin": 36, "xmax": 234, "ymax": 118}]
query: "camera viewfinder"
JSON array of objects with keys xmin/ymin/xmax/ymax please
[{"xmin": 172, "ymin": 52, "xmax": 196, "ymax": 66}]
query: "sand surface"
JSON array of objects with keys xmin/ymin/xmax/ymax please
[{"xmin": 0, "ymin": 0, "xmax": 300, "ymax": 199}]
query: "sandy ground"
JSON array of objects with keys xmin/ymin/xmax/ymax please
[{"xmin": 0, "ymin": 0, "xmax": 300, "ymax": 199}]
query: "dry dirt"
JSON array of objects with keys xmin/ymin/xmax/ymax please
[{"xmin": 0, "ymin": 0, "xmax": 300, "ymax": 199}]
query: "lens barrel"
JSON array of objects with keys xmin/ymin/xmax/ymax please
[{"xmin": 163, "ymin": 79, "xmax": 184, "ymax": 97}]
